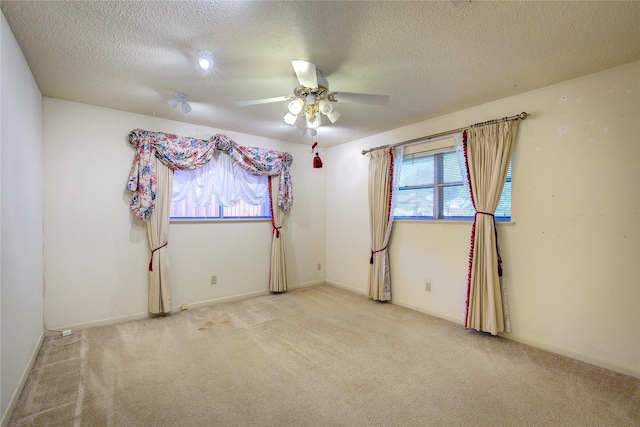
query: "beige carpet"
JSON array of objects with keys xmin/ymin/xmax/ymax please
[{"xmin": 9, "ymin": 284, "xmax": 640, "ymax": 426}]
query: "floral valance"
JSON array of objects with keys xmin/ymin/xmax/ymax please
[{"xmin": 127, "ymin": 128, "xmax": 293, "ymax": 220}]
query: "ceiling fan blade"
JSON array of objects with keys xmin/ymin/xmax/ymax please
[
  {"xmin": 234, "ymin": 96, "xmax": 290, "ymax": 107},
  {"xmin": 332, "ymin": 92, "xmax": 390, "ymax": 105},
  {"xmin": 291, "ymin": 60, "xmax": 318, "ymax": 89}
]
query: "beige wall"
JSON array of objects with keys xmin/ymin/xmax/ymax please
[
  {"xmin": 325, "ymin": 62, "xmax": 640, "ymax": 378},
  {"xmin": 1, "ymin": 11, "xmax": 44, "ymax": 423},
  {"xmin": 43, "ymin": 98, "xmax": 326, "ymax": 330}
]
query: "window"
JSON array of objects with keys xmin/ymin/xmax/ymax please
[
  {"xmin": 169, "ymin": 160, "xmax": 271, "ymax": 220},
  {"xmin": 170, "ymin": 195, "xmax": 271, "ymax": 219},
  {"xmin": 394, "ymin": 144, "xmax": 511, "ymax": 221}
]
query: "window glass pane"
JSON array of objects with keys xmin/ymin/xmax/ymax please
[
  {"xmin": 493, "ymin": 163, "xmax": 511, "ymax": 218},
  {"xmin": 393, "ymin": 148, "xmax": 511, "ymax": 221},
  {"xmin": 394, "ymin": 188, "xmax": 434, "ymax": 217},
  {"xmin": 170, "ymin": 168, "xmax": 270, "ymax": 220},
  {"xmin": 170, "ymin": 198, "xmax": 220, "ymax": 218},
  {"xmin": 442, "ymin": 185, "xmax": 475, "ymax": 217},
  {"xmin": 442, "ymin": 152, "xmax": 464, "ymax": 183},
  {"xmin": 495, "ymin": 181, "xmax": 511, "ymax": 218},
  {"xmin": 399, "ymin": 155, "xmax": 434, "ymax": 187},
  {"xmin": 221, "ymin": 199, "xmax": 270, "ymax": 218}
]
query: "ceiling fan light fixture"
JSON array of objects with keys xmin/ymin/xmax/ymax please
[
  {"xmin": 306, "ymin": 114, "xmax": 320, "ymax": 130},
  {"xmin": 306, "ymin": 93, "xmax": 317, "ymax": 105},
  {"xmin": 327, "ymin": 109, "xmax": 341, "ymax": 123},
  {"xmin": 288, "ymin": 98, "xmax": 304, "ymax": 115},
  {"xmin": 318, "ymin": 99, "xmax": 333, "ymax": 115},
  {"xmin": 235, "ymin": 60, "xmax": 389, "ymax": 136},
  {"xmin": 284, "ymin": 112, "xmax": 298, "ymax": 125},
  {"xmin": 196, "ymin": 50, "xmax": 214, "ymax": 77},
  {"xmin": 167, "ymin": 93, "xmax": 191, "ymax": 114}
]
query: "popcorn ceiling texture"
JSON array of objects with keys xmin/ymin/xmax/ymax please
[{"xmin": 1, "ymin": 0, "xmax": 639, "ymax": 146}]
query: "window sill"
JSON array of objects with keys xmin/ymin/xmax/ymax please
[
  {"xmin": 394, "ymin": 218, "xmax": 516, "ymax": 226},
  {"xmin": 170, "ymin": 218, "xmax": 271, "ymax": 224}
]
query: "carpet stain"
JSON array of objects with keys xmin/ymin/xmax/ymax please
[{"xmin": 198, "ymin": 321, "xmax": 215, "ymax": 330}]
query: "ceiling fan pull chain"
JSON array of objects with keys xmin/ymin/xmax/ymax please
[{"xmin": 311, "ymin": 140, "xmax": 323, "ymax": 168}]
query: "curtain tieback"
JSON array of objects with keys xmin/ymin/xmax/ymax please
[
  {"xmin": 474, "ymin": 211, "xmax": 503, "ymax": 276},
  {"xmin": 272, "ymin": 226, "xmax": 282, "ymax": 238},
  {"xmin": 370, "ymin": 246, "xmax": 388, "ymax": 264},
  {"xmin": 149, "ymin": 241, "xmax": 168, "ymax": 271}
]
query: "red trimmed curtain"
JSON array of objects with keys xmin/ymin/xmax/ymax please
[
  {"xmin": 127, "ymin": 128, "xmax": 293, "ymax": 313},
  {"xmin": 462, "ymin": 121, "xmax": 519, "ymax": 335}
]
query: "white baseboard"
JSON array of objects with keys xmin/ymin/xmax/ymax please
[
  {"xmin": 49, "ymin": 311, "xmax": 152, "ymax": 334},
  {"xmin": 1, "ymin": 331, "xmax": 45, "ymax": 427},
  {"xmin": 325, "ymin": 280, "xmax": 367, "ymax": 295},
  {"xmin": 503, "ymin": 332, "xmax": 640, "ymax": 379},
  {"xmin": 48, "ymin": 282, "xmax": 329, "ymax": 333},
  {"xmin": 172, "ymin": 289, "xmax": 272, "ymax": 312},
  {"xmin": 390, "ymin": 297, "xmax": 463, "ymax": 325},
  {"xmin": 287, "ymin": 280, "xmax": 326, "ymax": 290},
  {"xmin": 324, "ymin": 280, "xmax": 640, "ymax": 379}
]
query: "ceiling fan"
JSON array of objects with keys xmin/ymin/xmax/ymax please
[{"xmin": 234, "ymin": 60, "xmax": 389, "ymax": 133}]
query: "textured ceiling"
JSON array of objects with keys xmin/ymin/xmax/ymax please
[{"xmin": 2, "ymin": 1, "xmax": 639, "ymax": 146}]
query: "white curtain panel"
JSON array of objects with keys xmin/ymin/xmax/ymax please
[
  {"xmin": 367, "ymin": 147, "xmax": 402, "ymax": 301},
  {"xmin": 269, "ymin": 175, "xmax": 287, "ymax": 292},
  {"xmin": 464, "ymin": 121, "xmax": 519, "ymax": 335},
  {"xmin": 146, "ymin": 157, "xmax": 174, "ymax": 314},
  {"xmin": 172, "ymin": 151, "xmax": 268, "ymax": 207}
]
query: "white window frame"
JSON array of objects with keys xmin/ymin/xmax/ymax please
[{"xmin": 394, "ymin": 137, "xmax": 512, "ymax": 222}]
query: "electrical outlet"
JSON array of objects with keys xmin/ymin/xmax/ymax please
[
  {"xmin": 317, "ymin": 263, "xmax": 321, "ymax": 270},
  {"xmin": 425, "ymin": 282, "xmax": 432, "ymax": 292},
  {"xmin": 210, "ymin": 275, "xmax": 217, "ymax": 285}
]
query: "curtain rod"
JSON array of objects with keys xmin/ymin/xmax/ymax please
[{"xmin": 360, "ymin": 112, "xmax": 530, "ymax": 155}]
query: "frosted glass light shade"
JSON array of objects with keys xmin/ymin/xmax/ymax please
[
  {"xmin": 288, "ymin": 99, "xmax": 304, "ymax": 115},
  {"xmin": 327, "ymin": 109, "xmax": 341, "ymax": 123},
  {"xmin": 197, "ymin": 50, "xmax": 214, "ymax": 77},
  {"xmin": 306, "ymin": 114, "xmax": 320, "ymax": 129},
  {"xmin": 318, "ymin": 99, "xmax": 333, "ymax": 115},
  {"xmin": 284, "ymin": 112, "xmax": 298, "ymax": 125},
  {"xmin": 199, "ymin": 57, "xmax": 211, "ymax": 71}
]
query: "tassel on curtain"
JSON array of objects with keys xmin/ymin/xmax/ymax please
[
  {"xmin": 127, "ymin": 128, "xmax": 293, "ymax": 313},
  {"xmin": 367, "ymin": 146, "xmax": 403, "ymax": 301},
  {"xmin": 462, "ymin": 120, "xmax": 519, "ymax": 335}
]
